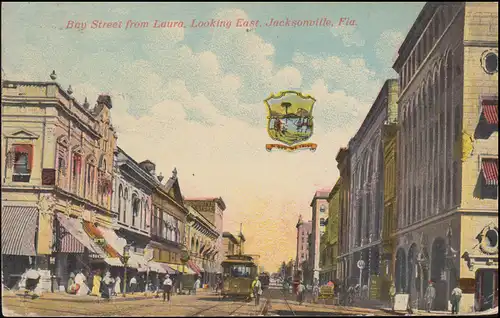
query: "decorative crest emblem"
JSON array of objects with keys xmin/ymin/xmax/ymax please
[{"xmin": 264, "ymin": 91, "xmax": 318, "ymax": 152}]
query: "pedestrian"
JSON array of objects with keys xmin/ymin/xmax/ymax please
[
  {"xmin": 101, "ymin": 272, "xmax": 114, "ymax": 300},
  {"xmin": 451, "ymin": 284, "xmax": 463, "ymax": 315},
  {"xmin": 114, "ymin": 275, "xmax": 121, "ymax": 296},
  {"xmin": 74, "ymin": 270, "xmax": 89, "ymax": 296},
  {"xmin": 193, "ymin": 277, "xmax": 201, "ymax": 295},
  {"xmin": 130, "ymin": 275, "xmax": 137, "ymax": 294},
  {"xmin": 251, "ymin": 276, "xmax": 262, "ymax": 306},
  {"xmin": 163, "ymin": 274, "xmax": 173, "ymax": 302},
  {"xmin": 312, "ymin": 280, "xmax": 320, "ymax": 304},
  {"xmin": 347, "ymin": 285, "xmax": 355, "ymax": 305},
  {"xmin": 297, "ymin": 280, "xmax": 306, "ymax": 305},
  {"xmin": 67, "ymin": 272, "xmax": 75, "ymax": 294},
  {"xmin": 362, "ymin": 284, "xmax": 369, "ymax": 300},
  {"xmin": 91, "ymin": 270, "xmax": 102, "ymax": 297},
  {"xmin": 25, "ymin": 267, "xmax": 41, "ymax": 299},
  {"xmin": 424, "ymin": 281, "xmax": 436, "ymax": 313},
  {"xmin": 389, "ymin": 283, "xmax": 396, "ymax": 311}
]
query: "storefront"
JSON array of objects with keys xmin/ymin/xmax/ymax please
[{"xmin": 1, "ymin": 206, "xmax": 39, "ymax": 289}]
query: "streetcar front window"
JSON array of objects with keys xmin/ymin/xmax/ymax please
[{"xmin": 225, "ymin": 265, "xmax": 253, "ymax": 278}]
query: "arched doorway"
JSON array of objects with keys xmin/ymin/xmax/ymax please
[
  {"xmin": 431, "ymin": 237, "xmax": 447, "ymax": 310},
  {"xmin": 395, "ymin": 248, "xmax": 407, "ymax": 293},
  {"xmin": 407, "ymin": 244, "xmax": 418, "ymax": 307}
]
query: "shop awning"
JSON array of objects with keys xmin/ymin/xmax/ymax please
[
  {"xmin": 105, "ymin": 257, "xmax": 124, "ymax": 267},
  {"xmin": 187, "ymin": 260, "xmax": 201, "ymax": 275},
  {"xmin": 482, "ymin": 103, "xmax": 498, "ymax": 125},
  {"xmin": 145, "ymin": 261, "xmax": 167, "ymax": 274},
  {"xmin": 98, "ymin": 226, "xmax": 126, "ymax": 257},
  {"xmin": 128, "ymin": 252, "xmax": 147, "ymax": 270},
  {"xmin": 56, "ymin": 213, "xmax": 105, "ymax": 255},
  {"xmin": 159, "ymin": 263, "xmax": 177, "ymax": 275},
  {"xmin": 1, "ymin": 206, "xmax": 38, "ymax": 256},
  {"xmin": 82, "ymin": 221, "xmax": 121, "ymax": 258},
  {"xmin": 482, "ymin": 159, "xmax": 498, "ymax": 185}
]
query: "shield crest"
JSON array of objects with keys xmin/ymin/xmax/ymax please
[{"xmin": 265, "ymin": 91, "xmax": 316, "ymax": 146}]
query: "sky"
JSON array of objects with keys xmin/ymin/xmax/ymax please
[{"xmin": 1, "ymin": 2, "xmax": 425, "ymax": 272}]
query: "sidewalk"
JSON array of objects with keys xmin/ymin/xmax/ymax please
[{"xmin": 2, "ymin": 290, "xmax": 159, "ymax": 303}]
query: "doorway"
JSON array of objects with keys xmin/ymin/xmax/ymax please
[{"xmin": 476, "ymin": 269, "xmax": 498, "ymax": 311}]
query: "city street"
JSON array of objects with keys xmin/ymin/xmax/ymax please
[{"xmin": 2, "ymin": 288, "xmax": 395, "ymax": 317}]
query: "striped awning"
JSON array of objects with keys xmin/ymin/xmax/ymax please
[
  {"xmin": 187, "ymin": 260, "xmax": 201, "ymax": 275},
  {"xmin": 57, "ymin": 213, "xmax": 101, "ymax": 254},
  {"xmin": 147, "ymin": 261, "xmax": 167, "ymax": 274},
  {"xmin": 482, "ymin": 103, "xmax": 498, "ymax": 125},
  {"xmin": 82, "ymin": 221, "xmax": 121, "ymax": 258},
  {"xmin": 482, "ymin": 159, "xmax": 498, "ymax": 185},
  {"xmin": 1, "ymin": 206, "xmax": 38, "ymax": 256}
]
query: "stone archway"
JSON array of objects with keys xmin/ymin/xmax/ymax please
[
  {"xmin": 395, "ymin": 248, "xmax": 407, "ymax": 293},
  {"xmin": 407, "ymin": 244, "xmax": 418, "ymax": 306},
  {"xmin": 431, "ymin": 237, "xmax": 447, "ymax": 310}
]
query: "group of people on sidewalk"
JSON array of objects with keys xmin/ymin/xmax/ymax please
[{"xmin": 389, "ymin": 280, "xmax": 463, "ymax": 315}]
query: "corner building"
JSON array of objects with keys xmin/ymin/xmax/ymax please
[{"xmin": 392, "ymin": 2, "xmax": 498, "ymax": 312}]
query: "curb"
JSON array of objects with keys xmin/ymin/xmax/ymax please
[{"xmin": 378, "ymin": 308, "xmax": 408, "ymax": 316}]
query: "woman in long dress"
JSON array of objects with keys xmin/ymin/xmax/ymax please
[
  {"xmin": 74, "ymin": 271, "xmax": 90, "ymax": 296},
  {"xmin": 114, "ymin": 275, "xmax": 121, "ymax": 296},
  {"xmin": 91, "ymin": 270, "xmax": 102, "ymax": 297}
]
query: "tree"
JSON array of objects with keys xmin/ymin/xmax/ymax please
[{"xmin": 281, "ymin": 102, "xmax": 292, "ymax": 123}]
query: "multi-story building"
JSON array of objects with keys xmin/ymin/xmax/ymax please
[
  {"xmin": 380, "ymin": 110, "xmax": 399, "ymax": 301},
  {"xmin": 309, "ymin": 189, "xmax": 331, "ymax": 282},
  {"xmin": 185, "ymin": 205, "xmax": 219, "ymax": 286},
  {"xmin": 346, "ymin": 79, "xmax": 399, "ymax": 289},
  {"xmin": 222, "ymin": 232, "xmax": 239, "ymax": 257},
  {"xmin": 109, "ymin": 147, "xmax": 163, "ymax": 288},
  {"xmin": 392, "ymin": 2, "xmax": 498, "ymax": 312},
  {"xmin": 295, "ymin": 216, "xmax": 312, "ymax": 274},
  {"xmin": 2, "ymin": 75, "xmax": 119, "ymax": 292},
  {"xmin": 184, "ymin": 198, "xmax": 226, "ymax": 274},
  {"xmin": 319, "ymin": 179, "xmax": 341, "ymax": 284},
  {"xmin": 336, "ymin": 148, "xmax": 351, "ymax": 284},
  {"xmin": 147, "ymin": 163, "xmax": 191, "ymax": 276}
]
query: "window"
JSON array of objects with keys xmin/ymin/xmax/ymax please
[
  {"xmin": 132, "ymin": 195, "xmax": 139, "ymax": 227},
  {"xmin": 123, "ymin": 189, "xmax": 128, "ymax": 224},
  {"xmin": 483, "ymin": 52, "xmax": 498, "ymax": 74},
  {"xmin": 118, "ymin": 185, "xmax": 123, "ymax": 220},
  {"xmin": 57, "ymin": 156, "xmax": 66, "ymax": 186},
  {"xmin": 12, "ymin": 144, "xmax": 33, "ymax": 182},
  {"xmin": 479, "ymin": 158, "xmax": 498, "ymax": 199}
]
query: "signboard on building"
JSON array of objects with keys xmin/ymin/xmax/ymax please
[
  {"xmin": 394, "ymin": 294, "xmax": 409, "ymax": 311},
  {"xmin": 369, "ymin": 275, "xmax": 381, "ymax": 300}
]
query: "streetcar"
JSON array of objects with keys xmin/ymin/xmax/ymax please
[{"xmin": 220, "ymin": 254, "xmax": 258, "ymax": 300}]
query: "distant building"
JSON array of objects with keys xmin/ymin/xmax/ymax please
[
  {"xmin": 310, "ymin": 189, "xmax": 331, "ymax": 282},
  {"xmin": 295, "ymin": 216, "xmax": 312, "ymax": 272},
  {"xmin": 185, "ymin": 197, "xmax": 226, "ymax": 273}
]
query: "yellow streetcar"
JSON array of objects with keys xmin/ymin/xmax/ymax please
[{"xmin": 221, "ymin": 254, "xmax": 258, "ymax": 300}]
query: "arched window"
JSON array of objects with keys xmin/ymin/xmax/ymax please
[
  {"xmin": 72, "ymin": 153, "xmax": 82, "ymax": 194},
  {"xmin": 191, "ymin": 237, "xmax": 195, "ymax": 251},
  {"xmin": 118, "ymin": 185, "xmax": 123, "ymax": 220},
  {"xmin": 140, "ymin": 198, "xmax": 145, "ymax": 230},
  {"xmin": 123, "ymin": 189, "xmax": 128, "ymax": 223},
  {"xmin": 132, "ymin": 195, "xmax": 139, "ymax": 227},
  {"xmin": 196, "ymin": 239, "xmax": 199, "ymax": 254}
]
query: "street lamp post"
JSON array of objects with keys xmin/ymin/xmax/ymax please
[
  {"xmin": 122, "ymin": 245, "xmax": 131, "ymax": 297},
  {"xmin": 445, "ymin": 225, "xmax": 458, "ymax": 306},
  {"xmin": 416, "ymin": 251, "xmax": 428, "ymax": 310}
]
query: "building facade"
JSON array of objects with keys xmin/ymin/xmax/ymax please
[
  {"xmin": 392, "ymin": 2, "xmax": 498, "ymax": 312},
  {"xmin": 2, "ymin": 77, "xmax": 119, "ymax": 292},
  {"xmin": 346, "ymin": 79, "xmax": 399, "ymax": 290},
  {"xmin": 394, "ymin": 2, "xmax": 498, "ymax": 312},
  {"xmin": 295, "ymin": 216, "xmax": 312, "ymax": 273},
  {"xmin": 309, "ymin": 189, "xmax": 330, "ymax": 282},
  {"xmin": 336, "ymin": 148, "xmax": 351, "ymax": 284},
  {"xmin": 222, "ymin": 232, "xmax": 239, "ymax": 257},
  {"xmin": 147, "ymin": 164, "xmax": 190, "ymax": 275},
  {"xmin": 319, "ymin": 179, "xmax": 340, "ymax": 284},
  {"xmin": 185, "ymin": 205, "xmax": 220, "ymax": 286},
  {"xmin": 184, "ymin": 198, "xmax": 226, "ymax": 274}
]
